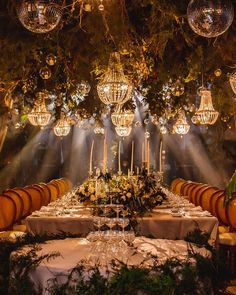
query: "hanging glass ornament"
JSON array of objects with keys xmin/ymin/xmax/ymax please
[
  {"xmin": 191, "ymin": 88, "xmax": 219, "ymax": 125},
  {"xmin": 39, "ymin": 66, "xmax": 51, "ymax": 80},
  {"xmin": 144, "ymin": 131, "xmax": 150, "ymax": 139},
  {"xmin": 17, "ymin": 0, "xmax": 63, "ymax": 34},
  {"xmin": 160, "ymin": 125, "xmax": 168, "ymax": 135},
  {"xmin": 170, "ymin": 79, "xmax": 184, "ymax": 96},
  {"xmin": 144, "ymin": 118, "xmax": 150, "ymax": 125},
  {"xmin": 28, "ymin": 91, "xmax": 51, "ymax": 127},
  {"xmin": 77, "ymin": 81, "xmax": 91, "ymax": 96},
  {"xmin": 54, "ymin": 114, "xmax": 71, "ymax": 137},
  {"xmin": 98, "ymin": 0, "xmax": 104, "ymax": 11},
  {"xmin": 229, "ymin": 71, "xmax": 236, "ymax": 94},
  {"xmin": 151, "ymin": 114, "xmax": 159, "ymax": 125},
  {"xmin": 187, "ymin": 0, "xmax": 234, "ymax": 38},
  {"xmin": 135, "ymin": 121, "xmax": 142, "ymax": 128},
  {"xmin": 173, "ymin": 110, "xmax": 190, "ymax": 135},
  {"xmin": 214, "ymin": 69, "xmax": 222, "ymax": 77},
  {"xmin": 97, "ymin": 52, "xmax": 133, "ymax": 105},
  {"xmin": 115, "ymin": 126, "xmax": 132, "ymax": 137},
  {"xmin": 46, "ymin": 54, "xmax": 57, "ymax": 66}
]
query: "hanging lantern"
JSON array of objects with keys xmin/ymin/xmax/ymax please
[
  {"xmin": 192, "ymin": 88, "xmax": 219, "ymax": 125},
  {"xmin": 28, "ymin": 91, "xmax": 51, "ymax": 127},
  {"xmin": 115, "ymin": 126, "xmax": 132, "ymax": 137},
  {"xmin": 229, "ymin": 71, "xmax": 236, "ymax": 94},
  {"xmin": 173, "ymin": 110, "xmax": 190, "ymax": 135},
  {"xmin": 54, "ymin": 114, "xmax": 71, "ymax": 137},
  {"xmin": 187, "ymin": 0, "xmax": 234, "ymax": 38},
  {"xmin": 17, "ymin": 0, "xmax": 63, "ymax": 34},
  {"xmin": 97, "ymin": 52, "xmax": 133, "ymax": 105}
]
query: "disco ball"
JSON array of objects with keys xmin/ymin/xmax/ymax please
[
  {"xmin": 187, "ymin": 0, "xmax": 234, "ymax": 38},
  {"xmin": 17, "ymin": 1, "xmax": 63, "ymax": 34}
]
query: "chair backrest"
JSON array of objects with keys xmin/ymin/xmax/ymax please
[
  {"xmin": 13, "ymin": 188, "xmax": 32, "ymax": 217},
  {"xmin": 174, "ymin": 179, "xmax": 186, "ymax": 195},
  {"xmin": 46, "ymin": 183, "xmax": 59, "ymax": 202},
  {"xmin": 199, "ymin": 186, "xmax": 218, "ymax": 212},
  {"xmin": 0, "ymin": 194, "xmax": 16, "ymax": 230},
  {"xmin": 226, "ymin": 194, "xmax": 236, "ymax": 230},
  {"xmin": 49, "ymin": 180, "xmax": 63, "ymax": 198},
  {"xmin": 215, "ymin": 194, "xmax": 229, "ymax": 226},
  {"xmin": 33, "ymin": 184, "xmax": 49, "ymax": 206},
  {"xmin": 181, "ymin": 182, "xmax": 196, "ymax": 198},
  {"xmin": 3, "ymin": 189, "xmax": 24, "ymax": 222},
  {"xmin": 209, "ymin": 190, "xmax": 224, "ymax": 216},
  {"xmin": 38, "ymin": 183, "xmax": 51, "ymax": 205},
  {"xmin": 190, "ymin": 184, "xmax": 208, "ymax": 205},
  {"xmin": 170, "ymin": 178, "xmax": 183, "ymax": 191},
  {"xmin": 24, "ymin": 186, "xmax": 43, "ymax": 212}
]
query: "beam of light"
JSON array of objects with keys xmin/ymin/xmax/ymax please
[
  {"xmin": 0, "ymin": 129, "xmax": 46, "ymax": 188},
  {"xmin": 164, "ymin": 132, "xmax": 229, "ymax": 188}
]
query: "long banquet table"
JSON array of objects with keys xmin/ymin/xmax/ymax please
[
  {"xmin": 11, "ymin": 236, "xmax": 210, "ymax": 295},
  {"xmin": 25, "ymin": 206, "xmax": 218, "ymax": 244}
]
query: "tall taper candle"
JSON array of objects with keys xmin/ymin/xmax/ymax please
[
  {"xmin": 103, "ymin": 132, "xmax": 107, "ymax": 173},
  {"xmin": 131, "ymin": 140, "xmax": 134, "ymax": 174},
  {"xmin": 118, "ymin": 141, "xmax": 121, "ymax": 174},
  {"xmin": 142, "ymin": 142, "xmax": 144, "ymax": 166},
  {"xmin": 89, "ymin": 140, "xmax": 94, "ymax": 175},
  {"xmin": 147, "ymin": 140, "xmax": 150, "ymax": 174},
  {"xmin": 159, "ymin": 140, "xmax": 163, "ymax": 172}
]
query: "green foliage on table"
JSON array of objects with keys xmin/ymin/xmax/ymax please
[
  {"xmin": 225, "ymin": 169, "xmax": 236, "ymax": 206},
  {"xmin": 0, "ymin": 228, "xmax": 230, "ymax": 295}
]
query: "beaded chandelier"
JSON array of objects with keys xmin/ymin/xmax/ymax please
[
  {"xmin": 17, "ymin": 0, "xmax": 62, "ymax": 34},
  {"xmin": 173, "ymin": 110, "xmax": 190, "ymax": 135},
  {"xmin": 28, "ymin": 91, "xmax": 51, "ymax": 127},
  {"xmin": 54, "ymin": 114, "xmax": 71, "ymax": 137},
  {"xmin": 97, "ymin": 52, "xmax": 133, "ymax": 105},
  {"xmin": 229, "ymin": 71, "xmax": 236, "ymax": 94},
  {"xmin": 192, "ymin": 88, "xmax": 219, "ymax": 125},
  {"xmin": 111, "ymin": 107, "xmax": 134, "ymax": 128}
]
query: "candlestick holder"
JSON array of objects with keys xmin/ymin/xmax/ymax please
[
  {"xmin": 89, "ymin": 170, "xmax": 93, "ymax": 178},
  {"xmin": 118, "ymin": 170, "xmax": 122, "ymax": 176}
]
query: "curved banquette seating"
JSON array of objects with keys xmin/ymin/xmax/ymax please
[{"xmin": 0, "ymin": 177, "xmax": 72, "ymax": 231}]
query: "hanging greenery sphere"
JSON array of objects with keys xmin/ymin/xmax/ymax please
[{"xmin": 187, "ymin": 0, "xmax": 234, "ymax": 38}]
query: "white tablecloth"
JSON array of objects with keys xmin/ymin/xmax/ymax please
[
  {"xmin": 12, "ymin": 237, "xmax": 210, "ymax": 295},
  {"xmin": 25, "ymin": 212, "xmax": 218, "ymax": 244}
]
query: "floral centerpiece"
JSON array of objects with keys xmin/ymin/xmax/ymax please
[{"xmin": 76, "ymin": 170, "xmax": 166, "ymax": 218}]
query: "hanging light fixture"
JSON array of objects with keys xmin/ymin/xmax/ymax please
[
  {"xmin": 191, "ymin": 88, "xmax": 219, "ymax": 125},
  {"xmin": 173, "ymin": 110, "xmax": 190, "ymax": 135},
  {"xmin": 28, "ymin": 91, "xmax": 51, "ymax": 127},
  {"xmin": 111, "ymin": 107, "xmax": 134, "ymax": 127},
  {"xmin": 115, "ymin": 126, "xmax": 132, "ymax": 137},
  {"xmin": 229, "ymin": 71, "xmax": 236, "ymax": 94},
  {"xmin": 97, "ymin": 52, "xmax": 133, "ymax": 105},
  {"xmin": 17, "ymin": 0, "xmax": 63, "ymax": 34},
  {"xmin": 54, "ymin": 114, "xmax": 71, "ymax": 137},
  {"xmin": 111, "ymin": 106, "xmax": 134, "ymax": 137}
]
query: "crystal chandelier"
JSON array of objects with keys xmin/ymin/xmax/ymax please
[
  {"xmin": 192, "ymin": 88, "xmax": 219, "ymax": 125},
  {"xmin": 111, "ymin": 107, "xmax": 134, "ymax": 128},
  {"xmin": 54, "ymin": 114, "xmax": 71, "ymax": 137},
  {"xmin": 97, "ymin": 52, "xmax": 133, "ymax": 105},
  {"xmin": 17, "ymin": 0, "xmax": 62, "ymax": 34},
  {"xmin": 229, "ymin": 71, "xmax": 236, "ymax": 94},
  {"xmin": 28, "ymin": 91, "xmax": 51, "ymax": 127},
  {"xmin": 115, "ymin": 126, "xmax": 132, "ymax": 137},
  {"xmin": 173, "ymin": 110, "xmax": 190, "ymax": 135}
]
